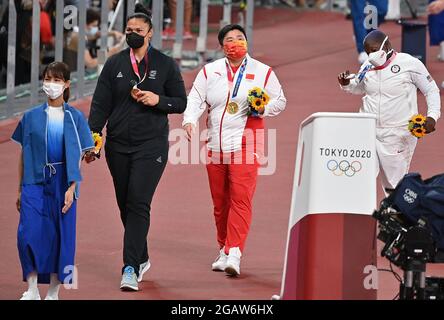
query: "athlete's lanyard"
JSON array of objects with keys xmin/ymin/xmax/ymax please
[
  {"xmin": 130, "ymin": 46, "xmax": 150, "ymax": 86},
  {"xmin": 226, "ymin": 58, "xmax": 247, "ymax": 99}
]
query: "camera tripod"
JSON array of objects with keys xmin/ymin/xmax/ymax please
[{"xmin": 399, "ymin": 259, "xmax": 427, "ymax": 300}]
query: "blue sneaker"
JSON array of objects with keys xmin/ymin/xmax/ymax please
[{"xmin": 120, "ymin": 266, "xmax": 139, "ymax": 291}]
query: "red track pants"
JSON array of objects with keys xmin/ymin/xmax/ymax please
[{"xmin": 206, "ymin": 151, "xmax": 259, "ymax": 255}]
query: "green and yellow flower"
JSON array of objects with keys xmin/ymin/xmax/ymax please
[
  {"xmin": 412, "ymin": 114, "xmax": 426, "ymax": 125},
  {"xmin": 247, "ymin": 87, "xmax": 270, "ymax": 116},
  {"xmin": 413, "ymin": 127, "xmax": 426, "ymax": 138},
  {"xmin": 251, "ymin": 98, "xmax": 264, "ymax": 111},
  {"xmin": 92, "ymin": 132, "xmax": 103, "ymax": 154},
  {"xmin": 407, "ymin": 114, "xmax": 427, "ymax": 139}
]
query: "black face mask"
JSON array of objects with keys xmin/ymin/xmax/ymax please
[{"xmin": 126, "ymin": 32, "xmax": 146, "ymax": 49}]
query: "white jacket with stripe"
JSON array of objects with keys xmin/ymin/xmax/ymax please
[{"xmin": 183, "ymin": 54, "xmax": 286, "ymax": 153}]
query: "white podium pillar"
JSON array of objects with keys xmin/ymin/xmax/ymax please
[{"xmin": 280, "ymin": 112, "xmax": 378, "ymax": 300}]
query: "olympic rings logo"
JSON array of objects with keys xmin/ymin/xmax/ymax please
[
  {"xmin": 403, "ymin": 188, "xmax": 417, "ymax": 204},
  {"xmin": 326, "ymin": 160, "xmax": 362, "ymax": 177}
]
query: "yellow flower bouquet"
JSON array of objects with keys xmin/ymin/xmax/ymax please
[
  {"xmin": 92, "ymin": 132, "xmax": 103, "ymax": 158},
  {"xmin": 247, "ymin": 87, "xmax": 270, "ymax": 117},
  {"xmin": 408, "ymin": 114, "xmax": 427, "ymax": 138}
]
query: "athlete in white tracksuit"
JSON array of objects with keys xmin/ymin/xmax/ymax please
[{"xmin": 339, "ymin": 30, "xmax": 441, "ymax": 192}]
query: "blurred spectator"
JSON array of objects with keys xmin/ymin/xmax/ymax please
[
  {"xmin": 163, "ymin": 0, "xmax": 194, "ymax": 40},
  {"xmin": 385, "ymin": 0, "xmax": 400, "ymax": 20},
  {"xmin": 65, "ymin": 8, "xmax": 124, "ymax": 71},
  {"xmin": 428, "ymin": 0, "xmax": 444, "ymax": 14},
  {"xmin": 40, "ymin": 2, "xmax": 55, "ymax": 48},
  {"xmin": 428, "ymin": 0, "xmax": 444, "ymax": 62},
  {"xmin": 350, "ymin": 0, "xmax": 388, "ymax": 64},
  {"xmin": 428, "ymin": 0, "xmax": 444, "ymax": 88},
  {"xmin": 0, "ymin": 0, "xmax": 55, "ymax": 85},
  {"xmin": 104, "ymin": 0, "xmax": 119, "ymax": 14}
]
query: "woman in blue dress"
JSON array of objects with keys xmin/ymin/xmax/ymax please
[{"xmin": 11, "ymin": 62, "xmax": 94, "ymax": 300}]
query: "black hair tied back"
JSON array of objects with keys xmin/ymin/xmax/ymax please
[{"xmin": 127, "ymin": 3, "xmax": 152, "ymax": 29}]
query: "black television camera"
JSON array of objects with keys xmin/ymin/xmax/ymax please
[
  {"xmin": 373, "ymin": 200, "xmax": 435, "ymax": 268},
  {"xmin": 372, "ymin": 173, "xmax": 444, "ymax": 300}
]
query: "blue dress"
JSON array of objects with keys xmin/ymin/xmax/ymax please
[{"xmin": 18, "ymin": 106, "xmax": 77, "ymax": 284}]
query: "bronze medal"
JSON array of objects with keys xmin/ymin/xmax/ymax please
[{"xmin": 226, "ymin": 101, "xmax": 239, "ymax": 115}]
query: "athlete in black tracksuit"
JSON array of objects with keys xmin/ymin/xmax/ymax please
[{"xmin": 88, "ymin": 43, "xmax": 186, "ymax": 281}]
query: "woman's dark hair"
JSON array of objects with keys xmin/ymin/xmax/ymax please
[
  {"xmin": 87, "ymin": 8, "xmax": 101, "ymax": 25},
  {"xmin": 218, "ymin": 24, "xmax": 248, "ymax": 45},
  {"xmin": 42, "ymin": 62, "xmax": 71, "ymax": 102},
  {"xmin": 126, "ymin": 3, "xmax": 153, "ymax": 30}
]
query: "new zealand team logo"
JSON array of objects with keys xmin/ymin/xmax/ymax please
[
  {"xmin": 148, "ymin": 70, "xmax": 157, "ymax": 80},
  {"xmin": 327, "ymin": 160, "xmax": 362, "ymax": 177}
]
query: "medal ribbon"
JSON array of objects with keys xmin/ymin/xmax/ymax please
[
  {"xmin": 226, "ymin": 58, "xmax": 247, "ymax": 99},
  {"xmin": 130, "ymin": 46, "xmax": 150, "ymax": 85}
]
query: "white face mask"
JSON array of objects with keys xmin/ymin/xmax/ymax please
[
  {"xmin": 87, "ymin": 26, "xmax": 99, "ymax": 37},
  {"xmin": 368, "ymin": 36, "xmax": 394, "ymax": 67},
  {"xmin": 43, "ymin": 82, "xmax": 65, "ymax": 100}
]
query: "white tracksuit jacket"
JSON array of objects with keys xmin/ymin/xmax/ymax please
[
  {"xmin": 341, "ymin": 52, "xmax": 441, "ymax": 190},
  {"xmin": 183, "ymin": 54, "xmax": 286, "ymax": 153},
  {"xmin": 341, "ymin": 52, "xmax": 441, "ymax": 127}
]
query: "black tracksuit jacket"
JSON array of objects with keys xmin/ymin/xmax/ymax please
[{"xmin": 88, "ymin": 47, "xmax": 187, "ymax": 152}]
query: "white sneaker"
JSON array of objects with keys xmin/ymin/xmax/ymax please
[
  {"xmin": 44, "ymin": 295, "xmax": 59, "ymax": 300},
  {"xmin": 211, "ymin": 249, "xmax": 228, "ymax": 272},
  {"xmin": 224, "ymin": 247, "xmax": 242, "ymax": 276},
  {"xmin": 358, "ymin": 51, "xmax": 368, "ymax": 64},
  {"xmin": 279, "ymin": 0, "xmax": 296, "ymax": 8},
  {"xmin": 138, "ymin": 260, "xmax": 151, "ymax": 283},
  {"xmin": 20, "ymin": 290, "xmax": 41, "ymax": 300}
]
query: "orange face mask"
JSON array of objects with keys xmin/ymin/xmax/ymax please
[{"xmin": 223, "ymin": 40, "xmax": 248, "ymax": 60}]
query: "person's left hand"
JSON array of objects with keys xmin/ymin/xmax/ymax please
[
  {"xmin": 183, "ymin": 123, "xmax": 195, "ymax": 141},
  {"xmin": 424, "ymin": 117, "xmax": 436, "ymax": 133},
  {"xmin": 62, "ymin": 187, "xmax": 75, "ymax": 214},
  {"xmin": 136, "ymin": 90, "xmax": 160, "ymax": 107}
]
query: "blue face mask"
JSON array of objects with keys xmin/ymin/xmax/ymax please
[{"xmin": 87, "ymin": 26, "xmax": 99, "ymax": 37}]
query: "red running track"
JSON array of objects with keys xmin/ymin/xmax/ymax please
[{"xmin": 0, "ymin": 10, "xmax": 443, "ymax": 300}]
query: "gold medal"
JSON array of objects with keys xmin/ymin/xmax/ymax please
[{"xmin": 226, "ymin": 101, "xmax": 239, "ymax": 115}]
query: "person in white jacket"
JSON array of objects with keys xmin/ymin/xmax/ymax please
[
  {"xmin": 183, "ymin": 24, "xmax": 286, "ymax": 277},
  {"xmin": 338, "ymin": 30, "xmax": 441, "ymax": 194}
]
